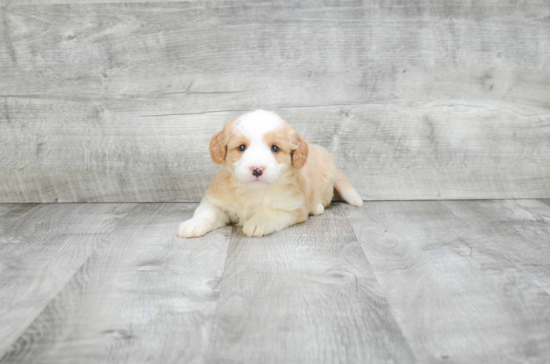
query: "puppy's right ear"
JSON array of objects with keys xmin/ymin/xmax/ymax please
[
  {"xmin": 290, "ymin": 132, "xmax": 308, "ymax": 169},
  {"xmin": 209, "ymin": 130, "xmax": 226, "ymax": 164}
]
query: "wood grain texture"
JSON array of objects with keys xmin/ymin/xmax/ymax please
[
  {"xmin": 443, "ymin": 199, "xmax": 550, "ymax": 294},
  {"xmin": 343, "ymin": 201, "xmax": 550, "ymax": 364},
  {"xmin": 0, "ymin": 204, "xmax": 38, "ymax": 239},
  {"xmin": 0, "ymin": 203, "xmax": 232, "ymax": 364},
  {"xmin": 1, "ymin": 201, "xmax": 550, "ymax": 362},
  {"xmin": 0, "ymin": 203, "xmax": 133, "ymax": 359},
  {"xmin": 208, "ymin": 204, "xmax": 414, "ymax": 364},
  {"xmin": 2, "ymin": 101, "xmax": 549, "ymax": 202},
  {"xmin": 1, "ymin": 1, "xmax": 549, "ymax": 202},
  {"xmin": 3, "ymin": 0, "xmax": 549, "ymax": 6}
]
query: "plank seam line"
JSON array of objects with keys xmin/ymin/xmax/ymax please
[
  {"xmin": 202, "ymin": 225, "xmax": 235, "ymax": 363},
  {"xmin": 336, "ymin": 202, "xmax": 416, "ymax": 360},
  {"xmin": 138, "ymin": 102, "xmax": 550, "ymax": 118},
  {"xmin": 2, "ymin": 96, "xmax": 546, "ymax": 118}
]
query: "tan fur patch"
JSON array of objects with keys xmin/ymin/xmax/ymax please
[
  {"xmin": 209, "ymin": 130, "xmax": 226, "ymax": 164},
  {"xmin": 263, "ymin": 128, "xmax": 292, "ymax": 165},
  {"xmin": 290, "ymin": 132, "xmax": 308, "ymax": 169},
  {"xmin": 226, "ymin": 134, "xmax": 249, "ymax": 165}
]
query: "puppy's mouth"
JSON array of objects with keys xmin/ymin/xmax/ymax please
[{"xmin": 246, "ymin": 176, "xmax": 270, "ymax": 185}]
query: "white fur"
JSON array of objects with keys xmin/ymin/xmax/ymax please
[
  {"xmin": 313, "ymin": 203, "xmax": 325, "ymax": 215},
  {"xmin": 233, "ymin": 110, "xmax": 285, "ymax": 137},
  {"xmin": 233, "ymin": 110, "xmax": 286, "ymax": 185},
  {"xmin": 340, "ymin": 188, "xmax": 363, "ymax": 207},
  {"xmin": 177, "ymin": 202, "xmax": 230, "ymax": 238}
]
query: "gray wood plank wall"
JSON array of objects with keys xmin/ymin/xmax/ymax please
[{"xmin": 1, "ymin": 1, "xmax": 549, "ymax": 202}]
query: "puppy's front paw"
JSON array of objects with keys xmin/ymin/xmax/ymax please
[
  {"xmin": 312, "ymin": 203, "xmax": 325, "ymax": 216},
  {"xmin": 242, "ymin": 219, "xmax": 277, "ymax": 237},
  {"xmin": 177, "ymin": 218, "xmax": 211, "ymax": 238}
]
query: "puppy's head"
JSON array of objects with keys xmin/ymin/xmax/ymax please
[{"xmin": 209, "ymin": 110, "xmax": 308, "ymax": 186}]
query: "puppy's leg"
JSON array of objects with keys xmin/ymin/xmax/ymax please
[
  {"xmin": 177, "ymin": 202, "xmax": 230, "ymax": 238},
  {"xmin": 243, "ymin": 208, "xmax": 307, "ymax": 237}
]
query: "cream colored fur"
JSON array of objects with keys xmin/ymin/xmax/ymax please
[{"xmin": 177, "ymin": 110, "xmax": 362, "ymax": 238}]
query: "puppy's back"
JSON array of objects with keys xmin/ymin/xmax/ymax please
[{"xmin": 299, "ymin": 143, "xmax": 338, "ymax": 211}]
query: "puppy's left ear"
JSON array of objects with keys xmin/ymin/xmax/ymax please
[{"xmin": 291, "ymin": 132, "xmax": 308, "ymax": 169}]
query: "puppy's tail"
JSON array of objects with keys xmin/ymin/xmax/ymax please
[{"xmin": 334, "ymin": 169, "xmax": 363, "ymax": 207}]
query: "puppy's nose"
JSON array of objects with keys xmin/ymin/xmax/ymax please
[{"xmin": 251, "ymin": 167, "xmax": 264, "ymax": 177}]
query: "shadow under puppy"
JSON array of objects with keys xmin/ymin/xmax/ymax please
[{"xmin": 177, "ymin": 110, "xmax": 363, "ymax": 238}]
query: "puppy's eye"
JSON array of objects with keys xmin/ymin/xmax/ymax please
[
  {"xmin": 238, "ymin": 145, "xmax": 246, "ymax": 152},
  {"xmin": 271, "ymin": 145, "xmax": 280, "ymax": 153}
]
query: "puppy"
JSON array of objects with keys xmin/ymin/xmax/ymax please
[{"xmin": 177, "ymin": 110, "xmax": 363, "ymax": 238}]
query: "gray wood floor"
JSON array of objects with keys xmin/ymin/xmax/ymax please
[{"xmin": 1, "ymin": 200, "xmax": 550, "ymax": 363}]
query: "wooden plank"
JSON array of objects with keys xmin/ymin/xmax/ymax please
[
  {"xmin": 1, "ymin": 100, "xmax": 549, "ymax": 202},
  {"xmin": 4, "ymin": 1, "xmax": 546, "ymax": 103},
  {"xmin": 1, "ymin": 0, "xmax": 200, "ymax": 4},
  {"xmin": 2, "ymin": 0, "xmax": 548, "ymax": 5},
  {"xmin": 515, "ymin": 199, "xmax": 550, "ymax": 222},
  {"xmin": 0, "ymin": 203, "xmax": 134, "ymax": 358},
  {"xmin": 208, "ymin": 204, "xmax": 414, "ymax": 364},
  {"xmin": 0, "ymin": 204, "xmax": 38, "ymax": 239},
  {"xmin": 1, "ymin": 1, "xmax": 550, "ymax": 202},
  {"xmin": 1, "ymin": 203, "xmax": 232, "ymax": 364},
  {"xmin": 444, "ymin": 199, "xmax": 550, "ymax": 294},
  {"xmin": 3, "ymin": 0, "xmax": 157, "ymax": 3},
  {"xmin": 343, "ymin": 201, "xmax": 550, "ymax": 363}
]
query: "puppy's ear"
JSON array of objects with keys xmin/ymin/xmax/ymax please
[
  {"xmin": 291, "ymin": 132, "xmax": 308, "ymax": 169},
  {"xmin": 209, "ymin": 130, "xmax": 226, "ymax": 164}
]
